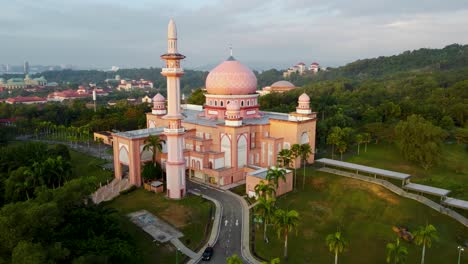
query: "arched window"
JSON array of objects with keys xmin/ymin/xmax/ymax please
[
  {"xmin": 247, "ymin": 100, "xmax": 250, "ymax": 106},
  {"xmin": 241, "ymin": 100, "xmax": 244, "ymax": 107},
  {"xmin": 214, "ymin": 100, "xmax": 217, "ymax": 106},
  {"xmin": 220, "ymin": 101, "xmax": 224, "ymax": 107}
]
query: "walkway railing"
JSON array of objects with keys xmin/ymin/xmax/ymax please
[{"xmin": 318, "ymin": 167, "xmax": 468, "ymax": 228}]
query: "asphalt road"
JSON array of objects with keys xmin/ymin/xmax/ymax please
[{"xmin": 188, "ymin": 181, "xmax": 246, "ymax": 264}]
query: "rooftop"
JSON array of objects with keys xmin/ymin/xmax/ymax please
[
  {"xmin": 182, "ymin": 104, "xmax": 290, "ymax": 127},
  {"xmin": 113, "ymin": 127, "xmax": 164, "ymax": 139}
]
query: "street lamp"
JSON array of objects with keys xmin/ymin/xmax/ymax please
[
  {"xmin": 176, "ymin": 247, "xmax": 180, "ymax": 264},
  {"xmin": 458, "ymin": 246, "xmax": 465, "ymax": 264}
]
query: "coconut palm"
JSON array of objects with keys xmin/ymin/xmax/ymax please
[
  {"xmin": 273, "ymin": 209, "xmax": 300, "ymax": 259},
  {"xmin": 290, "ymin": 144, "xmax": 300, "ymax": 188},
  {"xmin": 414, "ymin": 224, "xmax": 438, "ymax": 264},
  {"xmin": 255, "ymin": 196, "xmax": 276, "ymax": 242},
  {"xmin": 299, "ymin": 143, "xmax": 312, "ymax": 189},
  {"xmin": 386, "ymin": 238, "xmax": 408, "ymax": 264},
  {"xmin": 143, "ymin": 135, "xmax": 165, "ymax": 165},
  {"xmin": 266, "ymin": 166, "xmax": 287, "ymax": 189},
  {"xmin": 277, "ymin": 149, "xmax": 292, "ymax": 168},
  {"xmin": 254, "ymin": 180, "xmax": 276, "ymax": 199},
  {"xmin": 227, "ymin": 254, "xmax": 243, "ymax": 264},
  {"xmin": 326, "ymin": 231, "xmax": 348, "ymax": 264}
]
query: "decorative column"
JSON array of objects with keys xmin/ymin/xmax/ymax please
[{"xmin": 161, "ymin": 19, "xmax": 186, "ymax": 199}]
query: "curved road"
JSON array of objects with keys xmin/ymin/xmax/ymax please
[{"xmin": 188, "ymin": 181, "xmax": 247, "ymax": 263}]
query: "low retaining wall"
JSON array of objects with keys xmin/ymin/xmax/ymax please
[{"xmin": 318, "ymin": 167, "xmax": 468, "ymax": 228}]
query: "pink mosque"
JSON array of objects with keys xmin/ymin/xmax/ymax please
[{"xmin": 112, "ymin": 19, "xmax": 317, "ymax": 199}]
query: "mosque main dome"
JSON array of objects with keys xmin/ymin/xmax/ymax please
[{"xmin": 205, "ymin": 56, "xmax": 257, "ymax": 95}]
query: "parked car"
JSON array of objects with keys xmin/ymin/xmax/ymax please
[{"xmin": 202, "ymin": 246, "xmax": 214, "ymax": 261}]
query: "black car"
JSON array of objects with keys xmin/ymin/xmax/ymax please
[{"xmin": 202, "ymin": 246, "xmax": 214, "ymax": 261}]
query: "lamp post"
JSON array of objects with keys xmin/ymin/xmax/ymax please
[
  {"xmin": 458, "ymin": 246, "xmax": 464, "ymax": 264},
  {"xmin": 176, "ymin": 247, "xmax": 180, "ymax": 264}
]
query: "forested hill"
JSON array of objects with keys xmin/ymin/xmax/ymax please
[{"xmin": 322, "ymin": 44, "xmax": 468, "ymax": 79}]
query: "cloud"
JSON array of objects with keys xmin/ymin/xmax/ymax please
[{"xmin": 1, "ymin": 0, "xmax": 468, "ymax": 69}]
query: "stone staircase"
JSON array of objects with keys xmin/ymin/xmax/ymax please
[{"xmin": 92, "ymin": 178, "xmax": 132, "ymax": 204}]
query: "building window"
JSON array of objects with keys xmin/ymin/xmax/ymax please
[
  {"xmin": 247, "ymin": 100, "xmax": 250, "ymax": 106},
  {"xmin": 220, "ymin": 101, "xmax": 224, "ymax": 107},
  {"xmin": 214, "ymin": 100, "xmax": 217, "ymax": 106},
  {"xmin": 241, "ymin": 100, "xmax": 244, "ymax": 107},
  {"xmin": 227, "ymin": 100, "xmax": 230, "ymax": 105}
]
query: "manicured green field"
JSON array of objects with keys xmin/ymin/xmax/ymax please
[
  {"xmin": 345, "ymin": 143, "xmax": 468, "ymax": 199},
  {"xmin": 254, "ymin": 170, "xmax": 468, "ymax": 264},
  {"xmin": 105, "ymin": 189, "xmax": 214, "ymax": 263},
  {"xmin": 69, "ymin": 149, "xmax": 112, "ymax": 185}
]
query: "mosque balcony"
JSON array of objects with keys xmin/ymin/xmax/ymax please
[
  {"xmin": 161, "ymin": 68, "xmax": 184, "ymax": 74},
  {"xmin": 164, "ymin": 127, "xmax": 185, "ymax": 134}
]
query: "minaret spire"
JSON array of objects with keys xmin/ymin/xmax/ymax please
[
  {"xmin": 161, "ymin": 19, "xmax": 186, "ymax": 199},
  {"xmin": 229, "ymin": 43, "xmax": 233, "ymax": 56},
  {"xmin": 168, "ymin": 18, "xmax": 178, "ymax": 53}
]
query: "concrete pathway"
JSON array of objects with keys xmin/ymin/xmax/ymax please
[
  {"xmin": 171, "ymin": 238, "xmax": 199, "ymax": 260},
  {"xmin": 186, "ymin": 190, "xmax": 223, "ymax": 264}
]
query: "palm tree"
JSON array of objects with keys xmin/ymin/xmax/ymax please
[
  {"xmin": 386, "ymin": 238, "xmax": 408, "ymax": 264},
  {"xmin": 355, "ymin": 134, "xmax": 364, "ymax": 155},
  {"xmin": 254, "ymin": 180, "xmax": 276, "ymax": 199},
  {"xmin": 255, "ymin": 196, "xmax": 276, "ymax": 242},
  {"xmin": 143, "ymin": 135, "xmax": 165, "ymax": 165},
  {"xmin": 273, "ymin": 209, "xmax": 300, "ymax": 259},
  {"xmin": 299, "ymin": 143, "xmax": 312, "ymax": 189},
  {"xmin": 266, "ymin": 166, "xmax": 287, "ymax": 189},
  {"xmin": 336, "ymin": 141, "xmax": 347, "ymax": 161},
  {"xmin": 414, "ymin": 224, "xmax": 438, "ymax": 264},
  {"xmin": 290, "ymin": 144, "xmax": 300, "ymax": 188},
  {"xmin": 326, "ymin": 231, "xmax": 348, "ymax": 264},
  {"xmin": 226, "ymin": 254, "xmax": 243, "ymax": 264},
  {"xmin": 277, "ymin": 149, "xmax": 292, "ymax": 168},
  {"xmin": 363, "ymin": 132, "xmax": 371, "ymax": 152}
]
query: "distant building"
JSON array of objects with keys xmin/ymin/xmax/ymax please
[
  {"xmin": 0, "ymin": 75, "xmax": 47, "ymax": 89},
  {"xmin": 258, "ymin": 80, "xmax": 296, "ymax": 96},
  {"xmin": 283, "ymin": 61, "xmax": 321, "ymax": 77},
  {"xmin": 142, "ymin": 95, "xmax": 152, "ymax": 103},
  {"xmin": 117, "ymin": 79, "xmax": 153, "ymax": 91},
  {"xmin": 24, "ymin": 61, "xmax": 30, "ymax": 74},
  {"xmin": 6, "ymin": 96, "xmax": 47, "ymax": 104},
  {"xmin": 47, "ymin": 86, "xmax": 108, "ymax": 102},
  {"xmin": 309, "ymin": 62, "xmax": 319, "ymax": 73}
]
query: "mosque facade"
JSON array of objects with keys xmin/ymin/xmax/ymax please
[{"xmin": 112, "ymin": 19, "xmax": 317, "ymax": 199}]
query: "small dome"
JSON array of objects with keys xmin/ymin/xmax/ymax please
[
  {"xmin": 205, "ymin": 57, "xmax": 257, "ymax": 95},
  {"xmin": 226, "ymin": 101, "xmax": 240, "ymax": 111},
  {"xmin": 298, "ymin": 93, "xmax": 310, "ymax": 102},
  {"xmin": 153, "ymin": 93, "xmax": 165, "ymax": 102},
  {"xmin": 271, "ymin": 80, "xmax": 295, "ymax": 88}
]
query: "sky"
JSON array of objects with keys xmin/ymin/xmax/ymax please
[{"xmin": 2, "ymin": 0, "xmax": 468, "ymax": 70}]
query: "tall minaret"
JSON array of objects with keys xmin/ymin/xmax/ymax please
[{"xmin": 161, "ymin": 19, "xmax": 186, "ymax": 199}]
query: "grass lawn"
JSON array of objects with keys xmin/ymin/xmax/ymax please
[
  {"xmin": 230, "ymin": 184, "xmax": 246, "ymax": 196},
  {"xmin": 105, "ymin": 189, "xmax": 214, "ymax": 263},
  {"xmin": 345, "ymin": 143, "xmax": 468, "ymax": 199},
  {"xmin": 254, "ymin": 169, "xmax": 468, "ymax": 264},
  {"xmin": 69, "ymin": 149, "xmax": 112, "ymax": 185}
]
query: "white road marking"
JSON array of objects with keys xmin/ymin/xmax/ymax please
[
  {"xmin": 225, "ymin": 220, "xmax": 228, "ymax": 226},
  {"xmin": 236, "ymin": 219, "xmax": 238, "ymax": 226}
]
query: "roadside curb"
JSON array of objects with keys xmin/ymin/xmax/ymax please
[
  {"xmin": 187, "ymin": 190, "xmax": 223, "ymax": 264},
  {"xmin": 225, "ymin": 190, "xmax": 261, "ymax": 264}
]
